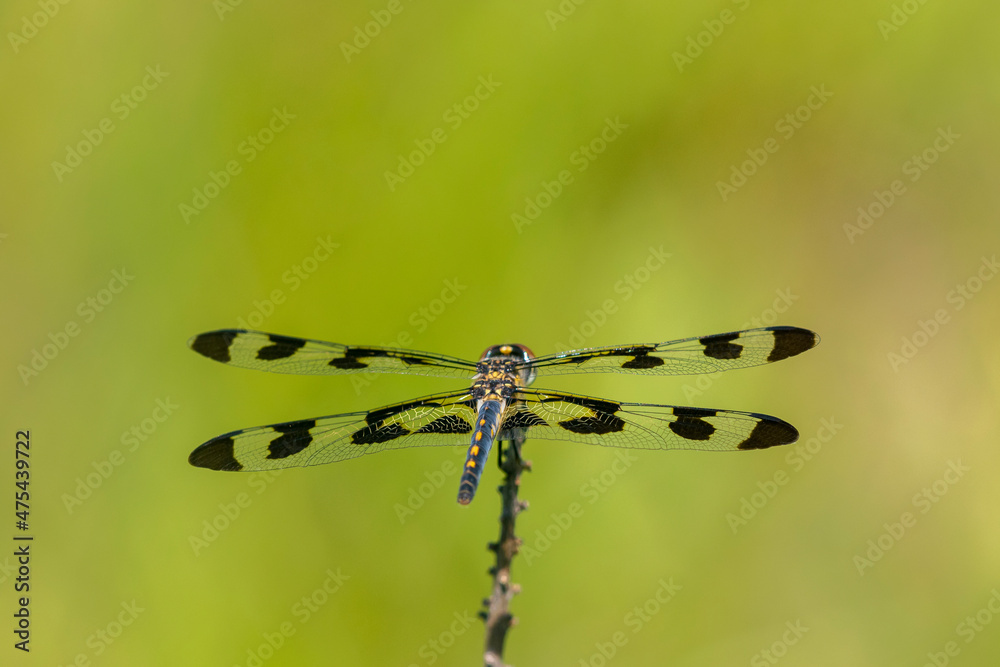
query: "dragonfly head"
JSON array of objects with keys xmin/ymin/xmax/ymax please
[{"xmin": 479, "ymin": 343, "xmax": 536, "ymax": 386}]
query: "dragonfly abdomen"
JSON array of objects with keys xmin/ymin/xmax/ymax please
[{"xmin": 457, "ymin": 399, "xmax": 506, "ymax": 505}]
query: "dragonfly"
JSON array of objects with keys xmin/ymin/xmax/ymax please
[{"xmin": 188, "ymin": 326, "xmax": 819, "ymax": 504}]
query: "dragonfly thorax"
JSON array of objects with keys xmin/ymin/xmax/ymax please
[
  {"xmin": 471, "ymin": 369, "xmax": 517, "ymax": 402},
  {"xmin": 478, "ymin": 343, "xmax": 536, "ymax": 386}
]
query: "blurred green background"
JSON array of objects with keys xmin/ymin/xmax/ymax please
[{"xmin": 3, "ymin": 1, "xmax": 999, "ymax": 665}]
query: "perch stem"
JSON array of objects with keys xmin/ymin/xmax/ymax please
[{"xmin": 481, "ymin": 432, "xmax": 529, "ymax": 667}]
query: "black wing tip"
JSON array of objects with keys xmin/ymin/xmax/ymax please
[
  {"xmin": 766, "ymin": 326, "xmax": 820, "ymax": 363},
  {"xmin": 188, "ymin": 330, "xmax": 247, "ymax": 363},
  {"xmin": 737, "ymin": 418, "xmax": 799, "ymax": 450},
  {"xmin": 187, "ymin": 328, "xmax": 251, "ymax": 344},
  {"xmin": 189, "ymin": 435, "xmax": 244, "ymax": 471},
  {"xmin": 767, "ymin": 325, "xmax": 820, "ymax": 340}
]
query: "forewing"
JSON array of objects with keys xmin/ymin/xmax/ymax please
[
  {"xmin": 189, "ymin": 391, "xmax": 477, "ymax": 471},
  {"xmin": 189, "ymin": 330, "xmax": 478, "ymax": 379},
  {"xmin": 500, "ymin": 389, "xmax": 798, "ymax": 452},
  {"xmin": 521, "ymin": 326, "xmax": 818, "ymax": 377}
]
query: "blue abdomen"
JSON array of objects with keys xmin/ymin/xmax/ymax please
[{"xmin": 456, "ymin": 400, "xmax": 504, "ymax": 504}]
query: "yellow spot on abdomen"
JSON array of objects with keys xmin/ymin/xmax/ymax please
[
  {"xmin": 470, "ymin": 445, "xmax": 479, "ymax": 455},
  {"xmin": 475, "ymin": 432, "xmax": 483, "ymax": 441},
  {"xmin": 466, "ymin": 461, "xmax": 476, "ymax": 469}
]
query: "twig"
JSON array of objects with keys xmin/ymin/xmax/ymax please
[{"xmin": 481, "ymin": 432, "xmax": 529, "ymax": 667}]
